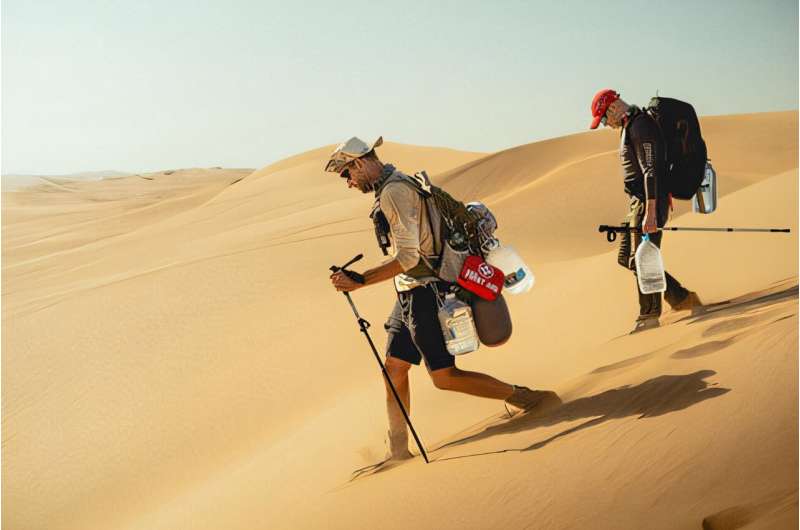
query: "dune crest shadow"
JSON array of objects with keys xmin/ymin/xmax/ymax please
[{"xmin": 434, "ymin": 370, "xmax": 730, "ymax": 461}]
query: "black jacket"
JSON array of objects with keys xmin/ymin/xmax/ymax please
[
  {"xmin": 620, "ymin": 106, "xmax": 667, "ymax": 203},
  {"xmin": 620, "ymin": 106, "xmax": 672, "ymax": 226}
]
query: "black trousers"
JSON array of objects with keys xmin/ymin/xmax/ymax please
[{"xmin": 619, "ymin": 197, "xmax": 690, "ymax": 319}]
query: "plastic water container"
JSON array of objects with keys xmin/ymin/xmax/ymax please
[
  {"xmin": 437, "ymin": 294, "xmax": 480, "ymax": 355},
  {"xmin": 485, "ymin": 245, "xmax": 534, "ymax": 294},
  {"xmin": 635, "ymin": 234, "xmax": 667, "ymax": 294},
  {"xmin": 692, "ymin": 161, "xmax": 717, "ymax": 214}
]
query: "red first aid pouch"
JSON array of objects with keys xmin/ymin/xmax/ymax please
[{"xmin": 456, "ymin": 255, "xmax": 504, "ymax": 301}]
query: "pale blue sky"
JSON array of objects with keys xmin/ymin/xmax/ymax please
[{"xmin": 2, "ymin": 0, "xmax": 797, "ymax": 175}]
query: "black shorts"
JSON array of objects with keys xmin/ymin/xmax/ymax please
[{"xmin": 384, "ymin": 283, "xmax": 455, "ymax": 372}]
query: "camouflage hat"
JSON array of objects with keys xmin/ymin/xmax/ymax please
[{"xmin": 324, "ymin": 136, "xmax": 383, "ymax": 172}]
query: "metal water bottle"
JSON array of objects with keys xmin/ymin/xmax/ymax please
[
  {"xmin": 692, "ymin": 161, "xmax": 717, "ymax": 214},
  {"xmin": 438, "ymin": 293, "xmax": 480, "ymax": 355}
]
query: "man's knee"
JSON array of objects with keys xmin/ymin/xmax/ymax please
[
  {"xmin": 385, "ymin": 356, "xmax": 411, "ymax": 383},
  {"xmin": 430, "ymin": 366, "xmax": 459, "ymax": 390}
]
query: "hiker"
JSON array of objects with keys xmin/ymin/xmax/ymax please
[
  {"xmin": 590, "ymin": 89, "xmax": 702, "ymax": 333},
  {"xmin": 326, "ymin": 136, "xmax": 560, "ymax": 460}
]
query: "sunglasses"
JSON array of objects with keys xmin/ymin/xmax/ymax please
[
  {"xmin": 600, "ymin": 114, "xmax": 608, "ymax": 126},
  {"xmin": 339, "ymin": 160, "xmax": 359, "ymax": 179}
]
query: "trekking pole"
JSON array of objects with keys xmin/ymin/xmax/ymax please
[
  {"xmin": 330, "ymin": 254, "xmax": 430, "ymax": 464},
  {"xmin": 598, "ymin": 224, "xmax": 791, "ymax": 243}
]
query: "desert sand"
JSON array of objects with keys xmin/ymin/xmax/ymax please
[{"xmin": 2, "ymin": 112, "xmax": 797, "ymax": 529}]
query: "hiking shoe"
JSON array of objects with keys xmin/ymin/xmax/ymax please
[
  {"xmin": 629, "ymin": 316, "xmax": 660, "ymax": 334},
  {"xmin": 505, "ymin": 386, "xmax": 562, "ymax": 414},
  {"xmin": 671, "ymin": 291, "xmax": 703, "ymax": 313}
]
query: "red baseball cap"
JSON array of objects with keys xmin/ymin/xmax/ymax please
[{"xmin": 589, "ymin": 89, "xmax": 619, "ymax": 129}]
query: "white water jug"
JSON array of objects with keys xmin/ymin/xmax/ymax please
[
  {"xmin": 486, "ymin": 245, "xmax": 534, "ymax": 294},
  {"xmin": 635, "ymin": 234, "xmax": 666, "ymax": 294},
  {"xmin": 438, "ymin": 294, "xmax": 480, "ymax": 355}
]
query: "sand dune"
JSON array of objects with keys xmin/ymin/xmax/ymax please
[
  {"xmin": 1, "ymin": 171, "xmax": 134, "ymax": 192},
  {"xmin": 2, "ymin": 112, "xmax": 797, "ymax": 530}
]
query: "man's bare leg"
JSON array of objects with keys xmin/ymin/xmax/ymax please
[
  {"xmin": 429, "ymin": 366, "xmax": 514, "ymax": 399},
  {"xmin": 430, "ymin": 366, "xmax": 561, "ymax": 414},
  {"xmin": 384, "ymin": 356, "xmax": 413, "ymax": 460}
]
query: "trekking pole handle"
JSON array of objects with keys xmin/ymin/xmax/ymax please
[
  {"xmin": 341, "ymin": 253, "xmax": 364, "ymax": 270},
  {"xmin": 598, "ymin": 224, "xmax": 641, "ymax": 232},
  {"xmin": 330, "ymin": 254, "xmax": 366, "ymax": 284},
  {"xmin": 598, "ymin": 224, "xmax": 633, "ymax": 242}
]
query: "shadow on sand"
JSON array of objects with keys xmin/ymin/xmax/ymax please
[
  {"xmin": 431, "ymin": 369, "xmax": 730, "ymax": 462},
  {"xmin": 679, "ymin": 285, "xmax": 798, "ymax": 326}
]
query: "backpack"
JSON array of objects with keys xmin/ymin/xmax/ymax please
[
  {"xmin": 645, "ymin": 97, "xmax": 708, "ymax": 200},
  {"xmin": 403, "ymin": 170, "xmax": 491, "ymax": 255},
  {"xmin": 372, "ymin": 170, "xmax": 496, "ymax": 281}
]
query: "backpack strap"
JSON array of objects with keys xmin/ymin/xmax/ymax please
[
  {"xmin": 644, "ymin": 105, "xmax": 672, "ymax": 165},
  {"xmin": 374, "ymin": 169, "xmax": 444, "ymax": 273},
  {"xmin": 369, "ymin": 200, "xmax": 391, "ymax": 256}
]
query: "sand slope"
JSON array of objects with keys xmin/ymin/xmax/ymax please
[{"xmin": 2, "ymin": 112, "xmax": 797, "ymax": 530}]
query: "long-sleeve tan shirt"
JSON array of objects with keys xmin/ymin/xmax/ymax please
[{"xmin": 380, "ymin": 180, "xmax": 440, "ymax": 291}]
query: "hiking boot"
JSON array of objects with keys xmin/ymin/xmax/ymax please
[
  {"xmin": 670, "ymin": 291, "xmax": 703, "ymax": 314},
  {"xmin": 385, "ymin": 430, "xmax": 413, "ymax": 461},
  {"xmin": 629, "ymin": 316, "xmax": 660, "ymax": 334},
  {"xmin": 505, "ymin": 385, "xmax": 562, "ymax": 414}
]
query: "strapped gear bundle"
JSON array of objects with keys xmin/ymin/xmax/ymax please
[{"xmin": 371, "ymin": 169, "xmax": 500, "ymax": 294}]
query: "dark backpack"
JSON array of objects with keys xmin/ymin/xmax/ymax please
[{"xmin": 646, "ymin": 97, "xmax": 708, "ymax": 200}]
